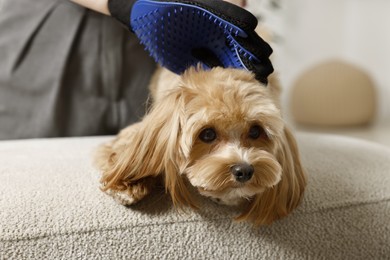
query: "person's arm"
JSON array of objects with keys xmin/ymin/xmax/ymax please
[{"xmin": 70, "ymin": 0, "xmax": 110, "ymax": 15}]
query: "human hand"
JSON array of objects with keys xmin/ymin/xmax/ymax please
[{"xmin": 108, "ymin": 0, "xmax": 273, "ymax": 83}]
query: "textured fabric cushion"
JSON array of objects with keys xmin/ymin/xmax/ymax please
[{"xmin": 0, "ymin": 133, "xmax": 389, "ymax": 259}]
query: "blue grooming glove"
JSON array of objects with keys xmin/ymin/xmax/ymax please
[{"xmin": 108, "ymin": 0, "xmax": 273, "ymax": 84}]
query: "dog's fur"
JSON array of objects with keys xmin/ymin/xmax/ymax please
[{"xmin": 95, "ymin": 67, "xmax": 306, "ymax": 226}]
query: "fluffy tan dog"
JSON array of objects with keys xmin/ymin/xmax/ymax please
[{"xmin": 95, "ymin": 67, "xmax": 306, "ymax": 226}]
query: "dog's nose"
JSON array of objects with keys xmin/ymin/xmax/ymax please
[{"xmin": 231, "ymin": 163, "xmax": 254, "ymax": 183}]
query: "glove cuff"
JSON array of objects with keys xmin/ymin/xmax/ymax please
[{"xmin": 108, "ymin": 0, "xmax": 137, "ymax": 29}]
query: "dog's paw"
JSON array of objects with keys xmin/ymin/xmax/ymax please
[
  {"xmin": 106, "ymin": 189, "xmax": 138, "ymax": 206},
  {"xmin": 103, "ymin": 178, "xmax": 156, "ymax": 206}
]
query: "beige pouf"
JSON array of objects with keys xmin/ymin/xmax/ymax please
[{"xmin": 290, "ymin": 60, "xmax": 377, "ymax": 126}]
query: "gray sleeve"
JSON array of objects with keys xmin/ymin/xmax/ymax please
[{"xmin": 0, "ymin": 0, "xmax": 156, "ymax": 139}]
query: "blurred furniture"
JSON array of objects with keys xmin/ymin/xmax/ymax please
[{"xmin": 290, "ymin": 59, "xmax": 376, "ymax": 127}]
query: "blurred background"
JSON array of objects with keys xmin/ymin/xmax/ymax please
[
  {"xmin": 1, "ymin": 0, "xmax": 388, "ymax": 144},
  {"xmin": 248, "ymin": 0, "xmax": 390, "ymax": 146}
]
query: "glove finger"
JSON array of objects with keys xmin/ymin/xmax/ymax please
[
  {"xmin": 156, "ymin": 0, "xmax": 258, "ymax": 31},
  {"xmin": 252, "ymin": 58, "xmax": 274, "ymax": 84},
  {"xmin": 233, "ymin": 31, "xmax": 273, "ymax": 62},
  {"xmin": 237, "ymin": 50, "xmax": 274, "ymax": 84}
]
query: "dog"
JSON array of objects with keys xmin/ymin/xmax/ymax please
[{"xmin": 95, "ymin": 66, "xmax": 306, "ymax": 226}]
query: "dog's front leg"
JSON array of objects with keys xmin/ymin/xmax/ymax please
[{"xmin": 95, "ymin": 123, "xmax": 159, "ymax": 205}]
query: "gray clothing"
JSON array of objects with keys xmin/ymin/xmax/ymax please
[{"xmin": 0, "ymin": 0, "xmax": 156, "ymax": 140}]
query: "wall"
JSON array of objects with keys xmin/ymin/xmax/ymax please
[{"xmin": 248, "ymin": 0, "xmax": 390, "ymax": 124}]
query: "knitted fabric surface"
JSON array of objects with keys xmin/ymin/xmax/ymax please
[{"xmin": 0, "ymin": 133, "xmax": 389, "ymax": 259}]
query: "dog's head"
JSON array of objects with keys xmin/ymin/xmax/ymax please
[
  {"xmin": 175, "ymin": 68, "xmax": 285, "ymax": 204},
  {"xmin": 102, "ymin": 67, "xmax": 306, "ymax": 226}
]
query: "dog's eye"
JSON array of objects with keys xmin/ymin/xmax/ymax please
[
  {"xmin": 248, "ymin": 125, "xmax": 266, "ymax": 139},
  {"xmin": 199, "ymin": 128, "xmax": 217, "ymax": 143}
]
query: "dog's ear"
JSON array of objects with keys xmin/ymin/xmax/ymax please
[
  {"xmin": 97, "ymin": 89, "xmax": 198, "ymax": 209},
  {"xmin": 236, "ymin": 127, "xmax": 307, "ymax": 226}
]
